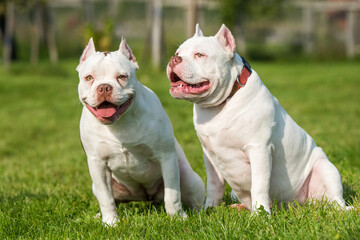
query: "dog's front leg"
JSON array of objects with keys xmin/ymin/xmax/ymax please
[
  {"xmin": 88, "ymin": 158, "xmax": 119, "ymax": 226},
  {"xmin": 203, "ymin": 152, "xmax": 225, "ymax": 209},
  {"xmin": 246, "ymin": 144, "xmax": 272, "ymax": 214},
  {"xmin": 160, "ymin": 152, "xmax": 186, "ymax": 217}
]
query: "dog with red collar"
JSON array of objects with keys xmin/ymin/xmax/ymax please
[{"xmin": 167, "ymin": 24, "xmax": 352, "ymax": 214}]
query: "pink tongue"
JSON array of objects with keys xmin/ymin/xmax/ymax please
[{"xmin": 96, "ymin": 102, "xmax": 117, "ymax": 118}]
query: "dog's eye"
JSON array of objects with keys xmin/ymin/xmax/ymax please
[
  {"xmin": 195, "ymin": 53, "xmax": 205, "ymax": 58},
  {"xmin": 85, "ymin": 75, "xmax": 94, "ymax": 81},
  {"xmin": 117, "ymin": 74, "xmax": 128, "ymax": 81},
  {"xmin": 175, "ymin": 52, "xmax": 179, "ymax": 56}
]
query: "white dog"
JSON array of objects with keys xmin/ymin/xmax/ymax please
[
  {"xmin": 76, "ymin": 38, "xmax": 205, "ymax": 225},
  {"xmin": 167, "ymin": 24, "xmax": 351, "ymax": 214}
]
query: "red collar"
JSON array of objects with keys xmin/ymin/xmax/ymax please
[{"xmin": 227, "ymin": 57, "xmax": 252, "ymax": 99}]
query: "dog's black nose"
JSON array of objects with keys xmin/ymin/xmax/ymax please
[
  {"xmin": 97, "ymin": 84, "xmax": 113, "ymax": 96},
  {"xmin": 169, "ymin": 55, "xmax": 182, "ymax": 68}
]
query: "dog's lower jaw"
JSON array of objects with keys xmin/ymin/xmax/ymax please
[
  {"xmin": 169, "ymin": 85, "xmax": 210, "ymax": 100},
  {"xmin": 84, "ymin": 96, "xmax": 134, "ymax": 124}
]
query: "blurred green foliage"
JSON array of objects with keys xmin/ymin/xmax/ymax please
[
  {"xmin": 84, "ymin": 19, "xmax": 115, "ymax": 51},
  {"xmin": 1, "ymin": 0, "xmax": 358, "ymax": 63},
  {"xmin": 218, "ymin": 0, "xmax": 286, "ymax": 31}
]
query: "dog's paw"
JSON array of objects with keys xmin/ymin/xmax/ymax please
[
  {"xmin": 177, "ymin": 209, "xmax": 188, "ymax": 219},
  {"xmin": 94, "ymin": 212, "xmax": 119, "ymax": 226},
  {"xmin": 345, "ymin": 206, "xmax": 356, "ymax": 211},
  {"xmin": 204, "ymin": 198, "xmax": 221, "ymax": 210},
  {"xmin": 95, "ymin": 213, "xmax": 120, "ymax": 227},
  {"xmin": 102, "ymin": 215, "xmax": 120, "ymax": 227},
  {"xmin": 229, "ymin": 203, "xmax": 249, "ymax": 211},
  {"xmin": 94, "ymin": 212, "xmax": 101, "ymax": 219},
  {"xmin": 251, "ymin": 204, "xmax": 271, "ymax": 216},
  {"xmin": 168, "ymin": 209, "xmax": 188, "ymax": 219},
  {"xmin": 203, "ymin": 204, "xmax": 217, "ymax": 211}
]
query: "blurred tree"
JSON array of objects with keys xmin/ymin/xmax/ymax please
[
  {"xmin": 219, "ymin": 0, "xmax": 285, "ymax": 54},
  {"xmin": 30, "ymin": 0, "xmax": 58, "ymax": 64},
  {"xmin": 82, "ymin": 0, "xmax": 115, "ymax": 51},
  {"xmin": 84, "ymin": 19, "xmax": 114, "ymax": 52},
  {"xmin": 1, "ymin": 0, "xmax": 16, "ymax": 68},
  {"xmin": 1, "ymin": 0, "xmax": 58, "ymax": 66}
]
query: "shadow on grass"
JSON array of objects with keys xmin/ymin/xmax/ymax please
[
  {"xmin": 116, "ymin": 200, "xmax": 207, "ymax": 217},
  {"xmin": 343, "ymin": 183, "xmax": 357, "ymax": 205},
  {"xmin": 0, "ymin": 191, "xmax": 49, "ymax": 204},
  {"xmin": 116, "ymin": 201, "xmax": 166, "ymax": 216},
  {"xmin": 219, "ymin": 183, "xmax": 358, "ymax": 213}
]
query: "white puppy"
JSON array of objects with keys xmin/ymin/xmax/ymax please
[
  {"xmin": 167, "ymin": 24, "xmax": 351, "ymax": 214},
  {"xmin": 76, "ymin": 38, "xmax": 205, "ymax": 225}
]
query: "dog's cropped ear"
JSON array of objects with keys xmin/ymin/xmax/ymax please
[
  {"xmin": 215, "ymin": 24, "xmax": 235, "ymax": 57},
  {"xmin": 193, "ymin": 23, "xmax": 204, "ymax": 37},
  {"xmin": 79, "ymin": 38, "xmax": 96, "ymax": 63},
  {"xmin": 76, "ymin": 38, "xmax": 96, "ymax": 71},
  {"xmin": 119, "ymin": 37, "xmax": 139, "ymax": 70}
]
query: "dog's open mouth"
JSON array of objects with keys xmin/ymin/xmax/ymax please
[
  {"xmin": 85, "ymin": 97, "xmax": 133, "ymax": 123},
  {"xmin": 169, "ymin": 72, "xmax": 210, "ymax": 96}
]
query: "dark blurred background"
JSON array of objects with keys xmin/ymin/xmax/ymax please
[{"xmin": 1, "ymin": 0, "xmax": 360, "ymax": 68}]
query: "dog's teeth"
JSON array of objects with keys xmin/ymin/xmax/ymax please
[{"xmin": 180, "ymin": 84, "xmax": 183, "ymax": 88}]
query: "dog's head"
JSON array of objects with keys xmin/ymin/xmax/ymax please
[
  {"xmin": 167, "ymin": 24, "xmax": 242, "ymax": 107},
  {"xmin": 76, "ymin": 38, "xmax": 139, "ymax": 124}
]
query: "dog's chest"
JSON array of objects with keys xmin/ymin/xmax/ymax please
[
  {"xmin": 194, "ymin": 104, "xmax": 253, "ymax": 187},
  {"xmin": 197, "ymin": 124, "xmax": 248, "ymax": 160},
  {"xmin": 97, "ymin": 141, "xmax": 161, "ymax": 181},
  {"xmin": 197, "ymin": 121, "xmax": 250, "ymax": 173}
]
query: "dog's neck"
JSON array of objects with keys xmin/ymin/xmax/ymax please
[{"xmin": 226, "ymin": 56, "xmax": 252, "ymax": 101}]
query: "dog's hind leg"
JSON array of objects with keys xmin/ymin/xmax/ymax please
[{"xmin": 306, "ymin": 147, "xmax": 350, "ymax": 209}]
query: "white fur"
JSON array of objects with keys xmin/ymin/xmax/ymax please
[
  {"xmin": 77, "ymin": 38, "xmax": 205, "ymax": 225},
  {"xmin": 167, "ymin": 24, "xmax": 350, "ymax": 214}
]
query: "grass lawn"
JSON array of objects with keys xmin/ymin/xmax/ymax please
[{"xmin": 0, "ymin": 60, "xmax": 359, "ymax": 239}]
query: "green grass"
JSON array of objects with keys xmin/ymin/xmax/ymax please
[{"xmin": 0, "ymin": 60, "xmax": 359, "ymax": 239}]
